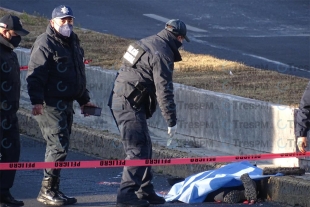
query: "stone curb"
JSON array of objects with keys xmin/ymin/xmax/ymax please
[
  {"xmin": 17, "ymin": 108, "xmax": 310, "ymax": 206},
  {"xmin": 266, "ymin": 176, "xmax": 310, "ymax": 207}
]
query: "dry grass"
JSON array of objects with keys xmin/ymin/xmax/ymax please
[
  {"xmin": 76, "ymin": 30, "xmax": 130, "ymax": 69},
  {"xmin": 1, "ymin": 9, "xmax": 308, "ymax": 106},
  {"xmin": 174, "ymin": 52, "xmax": 308, "ymax": 106}
]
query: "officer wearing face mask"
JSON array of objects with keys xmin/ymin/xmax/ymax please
[
  {"xmin": 0, "ymin": 14, "xmax": 29, "ymax": 207},
  {"xmin": 108, "ymin": 19, "xmax": 189, "ymax": 207},
  {"xmin": 26, "ymin": 5, "xmax": 94, "ymax": 206}
]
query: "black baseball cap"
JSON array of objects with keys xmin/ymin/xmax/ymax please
[
  {"xmin": 0, "ymin": 14, "xmax": 29, "ymax": 36},
  {"xmin": 165, "ymin": 19, "xmax": 189, "ymax": 42},
  {"xmin": 52, "ymin": 5, "xmax": 75, "ymax": 19}
]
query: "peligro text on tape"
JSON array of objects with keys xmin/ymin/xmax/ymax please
[
  {"xmin": 145, "ymin": 159, "xmax": 171, "ymax": 165},
  {"xmin": 100, "ymin": 160, "xmax": 126, "ymax": 166},
  {"xmin": 55, "ymin": 161, "xmax": 81, "ymax": 168},
  {"xmin": 0, "ymin": 151, "xmax": 309, "ymax": 170},
  {"xmin": 235, "ymin": 155, "xmax": 261, "ymax": 160},
  {"xmin": 190, "ymin": 157, "xmax": 216, "ymax": 163},
  {"xmin": 9, "ymin": 162, "xmax": 36, "ymax": 169}
]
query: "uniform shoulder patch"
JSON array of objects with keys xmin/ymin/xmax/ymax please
[{"xmin": 123, "ymin": 42, "xmax": 145, "ymax": 66}]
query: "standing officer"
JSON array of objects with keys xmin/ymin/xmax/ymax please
[
  {"xmin": 0, "ymin": 14, "xmax": 29, "ymax": 206},
  {"xmin": 109, "ymin": 19, "xmax": 189, "ymax": 207},
  {"xmin": 295, "ymin": 81, "xmax": 309, "ymax": 153},
  {"xmin": 27, "ymin": 5, "xmax": 95, "ymax": 206}
]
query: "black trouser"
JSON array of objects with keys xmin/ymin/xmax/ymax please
[
  {"xmin": 34, "ymin": 101, "xmax": 73, "ymax": 178},
  {"xmin": 0, "ymin": 112, "xmax": 20, "ymax": 195},
  {"xmin": 110, "ymin": 94, "xmax": 155, "ymax": 202}
]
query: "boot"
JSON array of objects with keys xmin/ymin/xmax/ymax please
[
  {"xmin": 223, "ymin": 190, "xmax": 246, "ymax": 203},
  {"xmin": 37, "ymin": 177, "xmax": 66, "ymax": 206},
  {"xmin": 240, "ymin": 173, "xmax": 257, "ymax": 202},
  {"xmin": 0, "ymin": 191, "xmax": 24, "ymax": 206},
  {"xmin": 53, "ymin": 178, "xmax": 77, "ymax": 205}
]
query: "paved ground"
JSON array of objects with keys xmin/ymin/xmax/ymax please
[
  {"xmin": 1, "ymin": 0, "xmax": 309, "ymax": 78},
  {"xmin": 9, "ymin": 135, "xmax": 291, "ymax": 207}
]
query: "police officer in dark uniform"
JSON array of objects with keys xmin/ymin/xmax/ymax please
[
  {"xmin": 109, "ymin": 19, "xmax": 189, "ymax": 207},
  {"xmin": 0, "ymin": 14, "xmax": 29, "ymax": 207},
  {"xmin": 295, "ymin": 81, "xmax": 309, "ymax": 153},
  {"xmin": 26, "ymin": 5, "xmax": 95, "ymax": 206}
]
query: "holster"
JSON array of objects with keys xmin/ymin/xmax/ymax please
[
  {"xmin": 131, "ymin": 82, "xmax": 157, "ymax": 118},
  {"xmin": 113, "ymin": 81, "xmax": 156, "ymax": 118},
  {"xmin": 113, "ymin": 81, "xmax": 147, "ymax": 108},
  {"xmin": 132, "ymin": 82, "xmax": 148, "ymax": 108},
  {"xmin": 146, "ymin": 92, "xmax": 157, "ymax": 119}
]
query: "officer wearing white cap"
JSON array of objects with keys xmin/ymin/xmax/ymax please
[
  {"xmin": 27, "ymin": 5, "xmax": 95, "ymax": 206},
  {"xmin": 109, "ymin": 19, "xmax": 189, "ymax": 207},
  {"xmin": 0, "ymin": 14, "xmax": 29, "ymax": 207}
]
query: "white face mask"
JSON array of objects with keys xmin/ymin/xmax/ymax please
[{"xmin": 54, "ymin": 21, "xmax": 73, "ymax": 37}]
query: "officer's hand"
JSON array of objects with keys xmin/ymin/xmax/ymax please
[
  {"xmin": 167, "ymin": 124, "xmax": 177, "ymax": 146},
  {"xmin": 168, "ymin": 124, "xmax": 177, "ymax": 138},
  {"xmin": 297, "ymin": 137, "xmax": 307, "ymax": 153},
  {"xmin": 81, "ymin": 102, "xmax": 97, "ymax": 117},
  {"xmin": 32, "ymin": 104, "xmax": 43, "ymax": 116}
]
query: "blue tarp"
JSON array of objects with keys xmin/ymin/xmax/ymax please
[{"xmin": 165, "ymin": 161, "xmax": 273, "ymax": 203}]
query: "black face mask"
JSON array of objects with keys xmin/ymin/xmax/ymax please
[
  {"xmin": 175, "ymin": 39, "xmax": 183, "ymax": 49},
  {"xmin": 9, "ymin": 35, "xmax": 21, "ymax": 48}
]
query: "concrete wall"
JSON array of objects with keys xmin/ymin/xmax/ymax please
[{"xmin": 15, "ymin": 47, "xmax": 309, "ymax": 169}]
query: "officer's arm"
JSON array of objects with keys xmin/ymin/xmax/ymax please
[
  {"xmin": 26, "ymin": 44, "xmax": 50, "ymax": 105},
  {"xmin": 75, "ymin": 45, "xmax": 90, "ymax": 106},
  {"xmin": 76, "ymin": 89, "xmax": 90, "ymax": 106},
  {"xmin": 0, "ymin": 56, "xmax": 5, "ymax": 84},
  {"xmin": 295, "ymin": 81, "xmax": 310, "ymax": 137},
  {"xmin": 0, "ymin": 56, "xmax": 7, "ymax": 109},
  {"xmin": 153, "ymin": 55, "xmax": 177, "ymax": 127}
]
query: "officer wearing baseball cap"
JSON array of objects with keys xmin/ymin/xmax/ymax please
[
  {"xmin": 165, "ymin": 19, "xmax": 190, "ymax": 42},
  {"xmin": 0, "ymin": 14, "xmax": 29, "ymax": 36},
  {"xmin": 109, "ymin": 19, "xmax": 189, "ymax": 207},
  {"xmin": 27, "ymin": 5, "xmax": 95, "ymax": 206},
  {"xmin": 0, "ymin": 14, "xmax": 29, "ymax": 47},
  {"xmin": 0, "ymin": 14, "xmax": 29, "ymax": 207},
  {"xmin": 52, "ymin": 5, "xmax": 75, "ymax": 19}
]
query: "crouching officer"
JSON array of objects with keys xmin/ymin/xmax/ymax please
[
  {"xmin": 109, "ymin": 19, "xmax": 189, "ymax": 207},
  {"xmin": 26, "ymin": 5, "xmax": 95, "ymax": 206},
  {"xmin": 0, "ymin": 14, "xmax": 29, "ymax": 206}
]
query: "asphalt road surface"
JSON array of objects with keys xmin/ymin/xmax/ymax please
[
  {"xmin": 7, "ymin": 135, "xmax": 290, "ymax": 207},
  {"xmin": 1, "ymin": 0, "xmax": 309, "ymax": 78}
]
